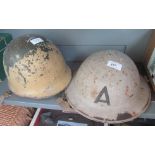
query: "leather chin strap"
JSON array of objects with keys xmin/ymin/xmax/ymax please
[{"xmin": 57, "ymin": 94, "xmax": 77, "ymax": 113}]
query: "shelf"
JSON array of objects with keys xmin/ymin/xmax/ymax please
[
  {"xmin": 0, "ymin": 62, "xmax": 155, "ymax": 120},
  {"xmin": 0, "ymin": 79, "xmax": 63, "ymax": 110}
]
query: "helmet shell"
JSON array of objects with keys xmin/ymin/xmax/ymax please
[
  {"xmin": 66, "ymin": 50, "xmax": 151, "ymax": 123},
  {"xmin": 3, "ymin": 34, "xmax": 71, "ymax": 99}
]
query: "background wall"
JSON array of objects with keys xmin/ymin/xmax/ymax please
[{"xmin": 0, "ymin": 29, "xmax": 152, "ymax": 62}]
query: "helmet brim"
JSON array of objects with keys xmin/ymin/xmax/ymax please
[{"xmin": 66, "ymin": 76, "xmax": 151, "ymax": 124}]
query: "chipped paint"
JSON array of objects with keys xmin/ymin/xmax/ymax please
[
  {"xmin": 125, "ymin": 86, "xmax": 129, "ymax": 96},
  {"xmin": 91, "ymin": 89, "xmax": 97, "ymax": 98},
  {"xmin": 117, "ymin": 113, "xmax": 132, "ymax": 121},
  {"xmin": 4, "ymin": 35, "xmax": 71, "ymax": 99}
]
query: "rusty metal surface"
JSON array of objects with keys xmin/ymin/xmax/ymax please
[
  {"xmin": 3, "ymin": 34, "xmax": 71, "ymax": 99},
  {"xmin": 66, "ymin": 50, "xmax": 151, "ymax": 124}
]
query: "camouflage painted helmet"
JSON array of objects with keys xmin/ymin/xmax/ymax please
[{"xmin": 3, "ymin": 34, "xmax": 71, "ymax": 99}]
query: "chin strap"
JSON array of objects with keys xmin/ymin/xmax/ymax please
[
  {"xmin": 57, "ymin": 93, "xmax": 77, "ymax": 113},
  {"xmin": 0, "ymin": 90, "xmax": 12, "ymax": 105}
]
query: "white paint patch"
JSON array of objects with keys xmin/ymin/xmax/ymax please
[
  {"xmin": 30, "ymin": 38, "xmax": 44, "ymax": 45},
  {"xmin": 107, "ymin": 60, "xmax": 122, "ymax": 71}
]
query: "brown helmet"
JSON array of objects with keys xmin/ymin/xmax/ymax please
[
  {"xmin": 66, "ymin": 50, "xmax": 151, "ymax": 124},
  {"xmin": 3, "ymin": 34, "xmax": 71, "ymax": 99}
]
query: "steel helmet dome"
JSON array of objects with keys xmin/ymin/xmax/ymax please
[
  {"xmin": 3, "ymin": 34, "xmax": 71, "ymax": 99},
  {"xmin": 66, "ymin": 50, "xmax": 151, "ymax": 124}
]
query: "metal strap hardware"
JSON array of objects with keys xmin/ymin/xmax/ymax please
[{"xmin": 0, "ymin": 90, "xmax": 12, "ymax": 104}]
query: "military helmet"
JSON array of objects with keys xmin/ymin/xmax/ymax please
[
  {"xmin": 66, "ymin": 50, "xmax": 151, "ymax": 124},
  {"xmin": 3, "ymin": 34, "xmax": 71, "ymax": 99}
]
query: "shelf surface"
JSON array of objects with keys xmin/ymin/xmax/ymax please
[{"xmin": 0, "ymin": 79, "xmax": 63, "ymax": 110}]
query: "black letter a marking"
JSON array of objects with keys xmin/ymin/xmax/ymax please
[{"xmin": 94, "ymin": 86, "xmax": 110, "ymax": 105}]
